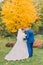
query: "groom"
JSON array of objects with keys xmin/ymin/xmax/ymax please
[{"xmin": 23, "ymin": 26, "xmax": 35, "ymax": 57}]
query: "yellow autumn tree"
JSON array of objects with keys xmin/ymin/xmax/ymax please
[{"xmin": 2, "ymin": 0, "xmax": 39, "ymax": 32}]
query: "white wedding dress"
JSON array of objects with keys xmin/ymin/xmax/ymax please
[{"xmin": 5, "ymin": 29, "xmax": 29, "ymax": 61}]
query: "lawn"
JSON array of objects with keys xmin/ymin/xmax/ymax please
[{"xmin": 0, "ymin": 35, "xmax": 43, "ymax": 65}]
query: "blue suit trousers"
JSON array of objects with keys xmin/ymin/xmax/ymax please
[{"xmin": 27, "ymin": 43, "xmax": 33, "ymax": 57}]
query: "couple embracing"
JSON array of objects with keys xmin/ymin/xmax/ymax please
[{"xmin": 5, "ymin": 26, "xmax": 34, "ymax": 61}]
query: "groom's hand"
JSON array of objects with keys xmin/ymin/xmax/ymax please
[
  {"xmin": 23, "ymin": 36, "xmax": 27, "ymax": 40},
  {"xmin": 23, "ymin": 38, "xmax": 26, "ymax": 40}
]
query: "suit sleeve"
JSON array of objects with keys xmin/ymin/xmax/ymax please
[{"xmin": 23, "ymin": 31, "xmax": 29, "ymax": 40}]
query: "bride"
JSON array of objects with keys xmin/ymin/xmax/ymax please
[{"xmin": 5, "ymin": 29, "xmax": 29, "ymax": 61}]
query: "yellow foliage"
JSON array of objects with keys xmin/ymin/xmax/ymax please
[{"xmin": 2, "ymin": 0, "xmax": 39, "ymax": 32}]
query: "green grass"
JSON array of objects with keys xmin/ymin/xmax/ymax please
[
  {"xmin": 35, "ymin": 35, "xmax": 43, "ymax": 40},
  {"xmin": 0, "ymin": 36, "xmax": 43, "ymax": 65}
]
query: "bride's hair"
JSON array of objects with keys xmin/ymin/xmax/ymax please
[{"xmin": 21, "ymin": 28, "xmax": 24, "ymax": 31}]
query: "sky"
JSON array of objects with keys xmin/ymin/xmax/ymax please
[{"xmin": 0, "ymin": 0, "xmax": 3, "ymax": 2}]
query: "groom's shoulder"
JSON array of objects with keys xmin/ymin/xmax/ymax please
[
  {"xmin": 28, "ymin": 29, "xmax": 34, "ymax": 33},
  {"xmin": 26, "ymin": 29, "xmax": 33, "ymax": 33}
]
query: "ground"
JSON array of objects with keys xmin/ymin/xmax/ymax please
[{"xmin": 0, "ymin": 35, "xmax": 43, "ymax": 65}]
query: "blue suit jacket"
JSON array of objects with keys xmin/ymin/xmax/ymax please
[{"xmin": 24, "ymin": 29, "xmax": 35, "ymax": 44}]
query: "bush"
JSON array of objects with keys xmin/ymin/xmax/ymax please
[{"xmin": 33, "ymin": 40, "xmax": 43, "ymax": 48}]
